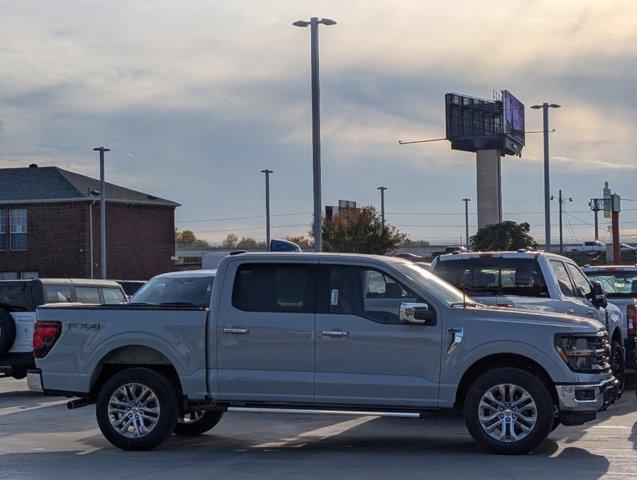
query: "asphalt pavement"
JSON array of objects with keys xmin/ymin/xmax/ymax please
[{"xmin": 0, "ymin": 377, "xmax": 635, "ymax": 480}]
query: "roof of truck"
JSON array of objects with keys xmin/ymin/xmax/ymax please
[
  {"xmin": 219, "ymin": 252, "xmax": 409, "ymax": 263},
  {"xmin": 0, "ymin": 278, "xmax": 122, "ymax": 287},
  {"xmin": 582, "ymin": 265, "xmax": 637, "ymax": 272},
  {"xmin": 434, "ymin": 251, "xmax": 570, "ymax": 262}
]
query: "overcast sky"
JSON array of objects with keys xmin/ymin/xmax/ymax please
[{"xmin": 1, "ymin": 0, "xmax": 636, "ymax": 244}]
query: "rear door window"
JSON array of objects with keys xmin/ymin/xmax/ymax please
[
  {"xmin": 102, "ymin": 288, "xmax": 126, "ymax": 304},
  {"xmin": 44, "ymin": 285, "xmax": 73, "ymax": 303},
  {"xmin": 75, "ymin": 287, "xmax": 101, "ymax": 303},
  {"xmin": 433, "ymin": 258, "xmax": 547, "ymax": 297},
  {"xmin": 550, "ymin": 260, "xmax": 576, "ymax": 297},
  {"xmin": 232, "ymin": 263, "xmax": 314, "ymax": 313},
  {"xmin": 0, "ymin": 284, "xmax": 35, "ymax": 310}
]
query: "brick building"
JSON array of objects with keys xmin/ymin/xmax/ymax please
[{"xmin": 0, "ymin": 164, "xmax": 179, "ymax": 280}]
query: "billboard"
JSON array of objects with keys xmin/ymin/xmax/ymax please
[
  {"xmin": 445, "ymin": 91, "xmax": 525, "ymax": 156},
  {"xmin": 502, "ymin": 90, "xmax": 525, "ymax": 147}
]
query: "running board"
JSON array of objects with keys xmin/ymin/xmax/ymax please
[{"xmin": 226, "ymin": 407, "xmax": 423, "ymax": 418}]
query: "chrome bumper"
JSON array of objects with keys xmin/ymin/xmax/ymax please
[
  {"xmin": 556, "ymin": 377, "xmax": 618, "ymax": 412},
  {"xmin": 26, "ymin": 369, "xmax": 43, "ymax": 393}
]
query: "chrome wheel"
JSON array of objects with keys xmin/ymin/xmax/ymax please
[
  {"xmin": 108, "ymin": 383, "xmax": 160, "ymax": 438},
  {"xmin": 478, "ymin": 383, "xmax": 537, "ymax": 443},
  {"xmin": 179, "ymin": 411, "xmax": 205, "ymax": 424}
]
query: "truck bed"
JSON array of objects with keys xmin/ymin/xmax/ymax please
[{"xmin": 35, "ymin": 303, "xmax": 210, "ymax": 399}]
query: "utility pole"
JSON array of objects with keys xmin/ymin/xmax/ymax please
[
  {"xmin": 462, "ymin": 198, "xmax": 471, "ymax": 248},
  {"xmin": 377, "ymin": 186, "xmax": 387, "ymax": 229},
  {"xmin": 293, "ymin": 17, "xmax": 336, "ymax": 252},
  {"xmin": 261, "ymin": 169, "xmax": 273, "ymax": 251},
  {"xmin": 589, "ymin": 198, "xmax": 603, "ymax": 241},
  {"xmin": 531, "ymin": 102, "xmax": 561, "ymax": 252},
  {"xmin": 551, "ymin": 189, "xmax": 572, "ymax": 254},
  {"xmin": 93, "ymin": 147, "xmax": 110, "ymax": 279}
]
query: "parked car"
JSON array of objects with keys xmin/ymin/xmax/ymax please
[
  {"xmin": 115, "ymin": 280, "xmax": 147, "ymax": 298},
  {"xmin": 570, "ymin": 241, "xmax": 606, "ymax": 252},
  {"xmin": 582, "ymin": 265, "xmax": 637, "ymax": 371},
  {"xmin": 0, "ymin": 278, "xmax": 126, "ymax": 379},
  {"xmin": 430, "ymin": 251, "xmax": 626, "ymax": 392},
  {"xmin": 29, "ymin": 254, "xmax": 616, "ymax": 454}
]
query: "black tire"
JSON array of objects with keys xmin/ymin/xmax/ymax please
[
  {"xmin": 96, "ymin": 368, "xmax": 179, "ymax": 451},
  {"xmin": 174, "ymin": 411, "xmax": 224, "ymax": 436},
  {"xmin": 0, "ymin": 308, "xmax": 16, "ymax": 356},
  {"xmin": 463, "ymin": 367, "xmax": 555, "ymax": 455},
  {"xmin": 610, "ymin": 340, "xmax": 625, "ymax": 400}
]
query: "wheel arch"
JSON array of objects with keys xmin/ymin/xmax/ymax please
[{"xmin": 454, "ymin": 353, "xmax": 558, "ymax": 410}]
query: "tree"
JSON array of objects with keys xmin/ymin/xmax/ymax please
[
  {"xmin": 322, "ymin": 206, "xmax": 406, "ymax": 255},
  {"xmin": 401, "ymin": 238, "xmax": 430, "ymax": 247},
  {"xmin": 285, "ymin": 235, "xmax": 313, "ymax": 250},
  {"xmin": 222, "ymin": 233, "xmax": 239, "ymax": 248},
  {"xmin": 470, "ymin": 221, "xmax": 538, "ymax": 251},
  {"xmin": 175, "ymin": 229, "xmax": 209, "ymax": 247},
  {"xmin": 236, "ymin": 237, "xmax": 258, "ymax": 249}
]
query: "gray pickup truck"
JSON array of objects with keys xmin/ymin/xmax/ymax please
[{"xmin": 29, "ymin": 254, "xmax": 616, "ymax": 454}]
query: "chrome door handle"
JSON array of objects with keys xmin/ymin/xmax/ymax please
[
  {"xmin": 223, "ymin": 328, "xmax": 249, "ymax": 334},
  {"xmin": 322, "ymin": 329, "xmax": 349, "ymax": 337}
]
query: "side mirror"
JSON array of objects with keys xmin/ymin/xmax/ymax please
[
  {"xmin": 400, "ymin": 302, "xmax": 436, "ymax": 325},
  {"xmin": 590, "ymin": 281, "xmax": 608, "ymax": 308}
]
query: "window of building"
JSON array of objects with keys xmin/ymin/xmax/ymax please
[
  {"xmin": 0, "ymin": 211, "xmax": 6, "ymax": 250},
  {"xmin": 318, "ymin": 265, "xmax": 425, "ymax": 324},
  {"xmin": 75, "ymin": 287, "xmax": 101, "ymax": 303},
  {"xmin": 0, "ymin": 272, "xmax": 18, "ymax": 280},
  {"xmin": 102, "ymin": 288, "xmax": 126, "ymax": 304},
  {"xmin": 232, "ymin": 263, "xmax": 314, "ymax": 313},
  {"xmin": 20, "ymin": 271, "xmax": 38, "ymax": 279},
  {"xmin": 10, "ymin": 209, "xmax": 27, "ymax": 251}
]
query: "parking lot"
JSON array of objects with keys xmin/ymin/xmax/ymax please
[{"xmin": 0, "ymin": 378, "xmax": 634, "ymax": 480}]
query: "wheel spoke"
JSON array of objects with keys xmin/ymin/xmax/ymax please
[
  {"xmin": 108, "ymin": 383, "xmax": 160, "ymax": 439},
  {"xmin": 478, "ymin": 383, "xmax": 537, "ymax": 444}
]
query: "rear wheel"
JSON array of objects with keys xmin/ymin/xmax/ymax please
[
  {"xmin": 96, "ymin": 368, "xmax": 178, "ymax": 451},
  {"xmin": 464, "ymin": 367, "xmax": 554, "ymax": 455},
  {"xmin": 174, "ymin": 411, "xmax": 224, "ymax": 436},
  {"xmin": 610, "ymin": 340, "xmax": 625, "ymax": 399}
]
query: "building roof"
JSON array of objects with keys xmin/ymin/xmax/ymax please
[{"xmin": 0, "ymin": 165, "xmax": 179, "ymax": 207}]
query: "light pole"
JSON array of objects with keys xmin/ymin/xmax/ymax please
[
  {"xmin": 261, "ymin": 169, "xmax": 273, "ymax": 251},
  {"xmin": 377, "ymin": 186, "xmax": 387, "ymax": 229},
  {"xmin": 93, "ymin": 147, "xmax": 110, "ymax": 279},
  {"xmin": 293, "ymin": 16, "xmax": 336, "ymax": 252},
  {"xmin": 551, "ymin": 189, "xmax": 572, "ymax": 254},
  {"xmin": 462, "ymin": 198, "xmax": 471, "ymax": 248},
  {"xmin": 531, "ymin": 102, "xmax": 560, "ymax": 252}
]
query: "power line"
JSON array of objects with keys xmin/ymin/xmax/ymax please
[{"xmin": 176, "ymin": 212, "xmax": 311, "ymax": 224}]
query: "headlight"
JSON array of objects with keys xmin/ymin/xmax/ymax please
[{"xmin": 554, "ymin": 333, "xmax": 610, "ymax": 373}]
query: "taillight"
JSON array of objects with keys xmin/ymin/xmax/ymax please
[
  {"xmin": 33, "ymin": 321, "xmax": 62, "ymax": 358},
  {"xmin": 627, "ymin": 304, "xmax": 637, "ymax": 337}
]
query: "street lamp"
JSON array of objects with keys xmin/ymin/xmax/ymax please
[
  {"xmin": 93, "ymin": 146, "xmax": 110, "ymax": 279},
  {"xmin": 377, "ymin": 186, "xmax": 387, "ymax": 228},
  {"xmin": 293, "ymin": 17, "xmax": 337, "ymax": 252},
  {"xmin": 462, "ymin": 198, "xmax": 471, "ymax": 248},
  {"xmin": 261, "ymin": 169, "xmax": 274, "ymax": 251},
  {"xmin": 530, "ymin": 103, "xmax": 561, "ymax": 252}
]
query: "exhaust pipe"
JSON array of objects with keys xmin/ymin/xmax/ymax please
[{"xmin": 67, "ymin": 398, "xmax": 95, "ymax": 410}]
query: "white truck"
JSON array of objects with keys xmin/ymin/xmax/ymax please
[{"xmin": 431, "ymin": 251, "xmax": 626, "ymax": 393}]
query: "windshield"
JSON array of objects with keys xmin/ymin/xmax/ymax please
[
  {"xmin": 394, "ymin": 262, "xmax": 469, "ymax": 306},
  {"xmin": 432, "ymin": 258, "xmax": 548, "ymax": 298},
  {"xmin": 585, "ymin": 270, "xmax": 637, "ymax": 298},
  {"xmin": 130, "ymin": 275, "xmax": 215, "ymax": 307}
]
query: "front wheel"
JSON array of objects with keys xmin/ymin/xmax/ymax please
[
  {"xmin": 96, "ymin": 368, "xmax": 179, "ymax": 451},
  {"xmin": 610, "ymin": 340, "xmax": 625, "ymax": 399},
  {"xmin": 174, "ymin": 411, "xmax": 224, "ymax": 436},
  {"xmin": 464, "ymin": 367, "xmax": 555, "ymax": 455}
]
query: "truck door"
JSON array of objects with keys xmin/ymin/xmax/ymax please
[
  {"xmin": 314, "ymin": 264, "xmax": 441, "ymax": 408},
  {"xmin": 215, "ymin": 261, "xmax": 317, "ymax": 403}
]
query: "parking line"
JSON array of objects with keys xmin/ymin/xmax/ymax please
[
  {"xmin": 253, "ymin": 415, "xmax": 377, "ymax": 449},
  {"xmin": 0, "ymin": 398, "xmax": 69, "ymax": 417}
]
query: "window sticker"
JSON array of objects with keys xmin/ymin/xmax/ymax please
[{"xmin": 330, "ymin": 288, "xmax": 339, "ymax": 306}]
